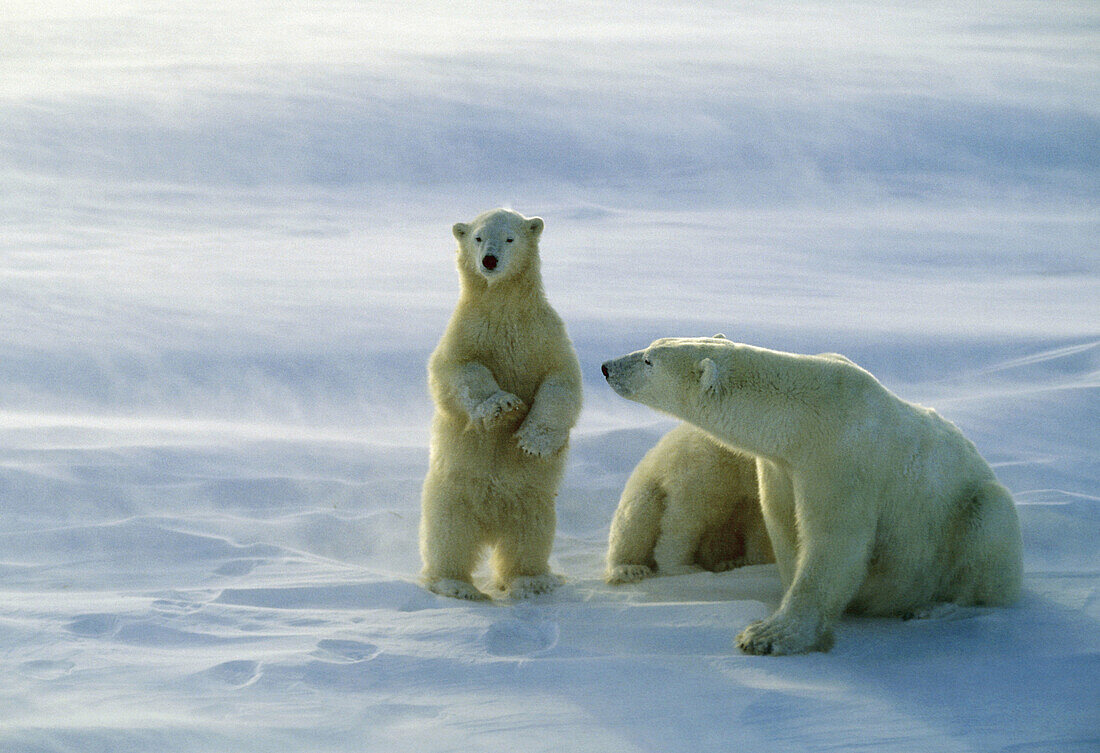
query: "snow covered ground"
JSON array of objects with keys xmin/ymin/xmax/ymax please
[{"xmin": 1, "ymin": 1, "xmax": 1097, "ymax": 751}]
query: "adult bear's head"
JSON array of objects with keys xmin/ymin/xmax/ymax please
[
  {"xmin": 452, "ymin": 208, "xmax": 544, "ymax": 287},
  {"xmin": 601, "ymin": 335, "xmax": 734, "ymax": 412},
  {"xmin": 603, "ymin": 335, "xmax": 876, "ymax": 461}
]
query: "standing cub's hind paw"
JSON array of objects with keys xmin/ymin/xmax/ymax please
[
  {"xmin": 606, "ymin": 564, "xmax": 653, "ymax": 584},
  {"xmin": 425, "ymin": 578, "xmax": 491, "ymax": 601},
  {"xmin": 505, "ymin": 574, "xmax": 564, "ymax": 599}
]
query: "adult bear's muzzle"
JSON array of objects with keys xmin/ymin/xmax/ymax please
[{"xmin": 601, "ymin": 354, "xmax": 643, "ymax": 399}]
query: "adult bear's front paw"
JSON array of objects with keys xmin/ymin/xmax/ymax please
[
  {"xmin": 514, "ymin": 420, "xmax": 568, "ymax": 457},
  {"xmin": 470, "ymin": 391, "xmax": 526, "ymax": 428},
  {"xmin": 736, "ymin": 613, "xmax": 834, "ymax": 655}
]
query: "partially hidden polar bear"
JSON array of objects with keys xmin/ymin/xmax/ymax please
[
  {"xmin": 606, "ymin": 422, "xmax": 773, "ymax": 584},
  {"xmin": 420, "ymin": 208, "xmax": 582, "ymax": 601},
  {"xmin": 602, "ymin": 336, "xmax": 1022, "ymax": 654}
]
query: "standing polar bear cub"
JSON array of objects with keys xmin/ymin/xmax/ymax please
[
  {"xmin": 603, "ymin": 337, "xmax": 1022, "ymax": 654},
  {"xmin": 606, "ymin": 422, "xmax": 773, "ymax": 584},
  {"xmin": 420, "ymin": 208, "xmax": 582, "ymax": 601}
]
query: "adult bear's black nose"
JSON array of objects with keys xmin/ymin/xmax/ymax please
[{"xmin": 601, "ymin": 363, "xmax": 609, "ymax": 379}]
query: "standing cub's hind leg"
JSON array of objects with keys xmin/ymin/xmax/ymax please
[
  {"xmin": 419, "ymin": 481, "xmax": 490, "ymax": 600},
  {"xmin": 490, "ymin": 500, "xmax": 560, "ymax": 598}
]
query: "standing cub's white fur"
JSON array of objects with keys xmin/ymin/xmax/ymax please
[
  {"xmin": 606, "ymin": 422, "xmax": 773, "ymax": 584},
  {"xmin": 420, "ymin": 209, "xmax": 582, "ymax": 601},
  {"xmin": 603, "ymin": 337, "xmax": 1022, "ymax": 654}
]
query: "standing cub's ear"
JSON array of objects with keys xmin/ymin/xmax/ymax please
[
  {"xmin": 712, "ymin": 333, "xmax": 728, "ymax": 340},
  {"xmin": 527, "ymin": 217, "xmax": 544, "ymax": 239},
  {"xmin": 452, "ymin": 222, "xmax": 469, "ymax": 241},
  {"xmin": 697, "ymin": 358, "xmax": 720, "ymax": 394}
]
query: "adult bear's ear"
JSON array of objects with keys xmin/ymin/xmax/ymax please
[
  {"xmin": 712, "ymin": 333, "xmax": 728, "ymax": 340},
  {"xmin": 697, "ymin": 358, "xmax": 720, "ymax": 394},
  {"xmin": 527, "ymin": 217, "xmax": 544, "ymax": 239},
  {"xmin": 452, "ymin": 222, "xmax": 469, "ymax": 240}
]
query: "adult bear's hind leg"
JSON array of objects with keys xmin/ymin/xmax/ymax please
[{"xmin": 949, "ymin": 481, "xmax": 1023, "ymax": 607}]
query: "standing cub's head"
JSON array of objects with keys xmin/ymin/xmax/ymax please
[{"xmin": 452, "ymin": 208, "xmax": 544, "ymax": 286}]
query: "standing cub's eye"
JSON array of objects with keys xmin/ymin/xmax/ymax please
[
  {"xmin": 643, "ymin": 357, "xmax": 652, "ymax": 366},
  {"xmin": 474, "ymin": 236, "xmax": 482, "ymax": 243},
  {"xmin": 506, "ymin": 237, "xmax": 514, "ymax": 243}
]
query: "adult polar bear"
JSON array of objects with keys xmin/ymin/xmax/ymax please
[
  {"xmin": 420, "ymin": 208, "xmax": 582, "ymax": 601},
  {"xmin": 602, "ymin": 336, "xmax": 1022, "ymax": 654}
]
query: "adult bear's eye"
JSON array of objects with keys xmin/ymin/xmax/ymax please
[
  {"xmin": 474, "ymin": 236, "xmax": 482, "ymax": 243},
  {"xmin": 506, "ymin": 238, "xmax": 514, "ymax": 243},
  {"xmin": 643, "ymin": 357, "xmax": 652, "ymax": 366}
]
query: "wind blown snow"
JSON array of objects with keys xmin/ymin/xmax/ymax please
[{"xmin": 1, "ymin": 2, "xmax": 1097, "ymax": 752}]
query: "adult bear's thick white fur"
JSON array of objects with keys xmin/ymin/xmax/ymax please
[
  {"xmin": 419, "ymin": 208, "xmax": 582, "ymax": 601},
  {"xmin": 602, "ymin": 337, "xmax": 1022, "ymax": 654}
]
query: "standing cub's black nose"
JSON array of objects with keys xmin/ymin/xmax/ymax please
[
  {"xmin": 601, "ymin": 363, "xmax": 609, "ymax": 378},
  {"xmin": 482, "ymin": 255, "xmax": 498, "ymax": 270}
]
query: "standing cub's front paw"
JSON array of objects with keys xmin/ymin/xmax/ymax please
[
  {"xmin": 470, "ymin": 391, "xmax": 526, "ymax": 428},
  {"xmin": 736, "ymin": 612, "xmax": 834, "ymax": 655},
  {"xmin": 514, "ymin": 421, "xmax": 568, "ymax": 457}
]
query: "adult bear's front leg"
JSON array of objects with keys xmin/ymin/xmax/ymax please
[{"xmin": 737, "ymin": 482, "xmax": 875, "ymax": 654}]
